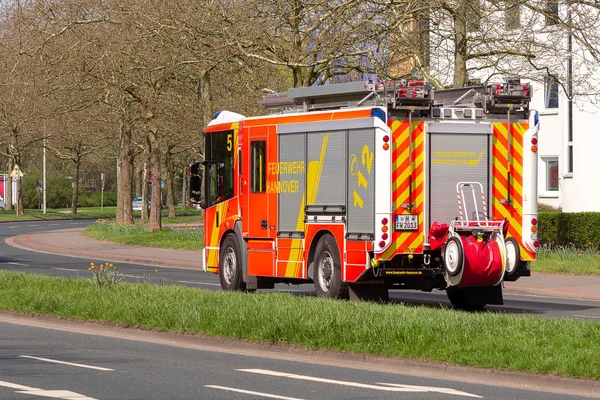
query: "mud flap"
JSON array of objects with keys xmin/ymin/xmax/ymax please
[{"xmin": 348, "ymin": 282, "xmax": 389, "ymax": 302}]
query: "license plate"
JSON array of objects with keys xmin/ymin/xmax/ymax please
[{"xmin": 395, "ymin": 214, "xmax": 418, "ymax": 231}]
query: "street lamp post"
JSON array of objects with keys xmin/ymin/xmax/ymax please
[{"xmin": 101, "ymin": 172, "xmax": 105, "ymax": 209}]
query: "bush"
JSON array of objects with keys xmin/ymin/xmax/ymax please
[
  {"xmin": 20, "ymin": 168, "xmax": 117, "ymax": 209},
  {"xmin": 21, "ymin": 169, "xmax": 73, "ymax": 209},
  {"xmin": 539, "ymin": 212, "xmax": 600, "ymax": 249},
  {"xmin": 77, "ymin": 190, "xmax": 117, "ymax": 207},
  {"xmin": 538, "ymin": 203, "xmax": 562, "ymax": 213}
]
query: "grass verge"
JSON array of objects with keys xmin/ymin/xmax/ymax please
[
  {"xmin": 0, "ymin": 206, "xmax": 203, "ymax": 222},
  {"xmin": 533, "ymin": 246, "xmax": 600, "ymax": 275},
  {"xmin": 0, "ymin": 270, "xmax": 598, "ymax": 380},
  {"xmin": 83, "ymin": 219, "xmax": 204, "ymax": 250}
]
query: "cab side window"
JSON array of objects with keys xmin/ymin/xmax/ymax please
[{"xmin": 251, "ymin": 141, "xmax": 266, "ymax": 193}]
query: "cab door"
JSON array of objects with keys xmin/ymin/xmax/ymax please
[
  {"xmin": 246, "ymin": 134, "xmax": 269, "ymax": 237},
  {"xmin": 243, "ymin": 126, "xmax": 276, "ymax": 276}
]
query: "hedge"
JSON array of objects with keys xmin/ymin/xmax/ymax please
[{"xmin": 538, "ymin": 212, "xmax": 600, "ymax": 249}]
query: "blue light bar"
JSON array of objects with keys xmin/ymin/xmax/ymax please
[{"xmin": 371, "ymin": 107, "xmax": 386, "ymax": 124}]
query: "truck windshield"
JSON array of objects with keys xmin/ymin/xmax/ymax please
[{"xmin": 205, "ymin": 130, "xmax": 235, "ymax": 207}]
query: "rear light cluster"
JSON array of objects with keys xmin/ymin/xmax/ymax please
[
  {"xmin": 383, "ymin": 135, "xmax": 390, "ymax": 151},
  {"xmin": 531, "ymin": 218, "xmax": 539, "ymax": 248},
  {"xmin": 379, "ymin": 217, "xmax": 389, "ymax": 248},
  {"xmin": 531, "ymin": 137, "xmax": 538, "ymax": 153}
]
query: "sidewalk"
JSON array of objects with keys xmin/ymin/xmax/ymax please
[{"xmin": 6, "ymin": 227, "xmax": 600, "ymax": 301}]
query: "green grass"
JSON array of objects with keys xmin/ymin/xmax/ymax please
[
  {"xmin": 0, "ymin": 207, "xmax": 118, "ymax": 221},
  {"xmin": 0, "ymin": 270, "xmax": 598, "ymax": 379},
  {"xmin": 0, "ymin": 206, "xmax": 203, "ymax": 222},
  {"xmin": 533, "ymin": 245, "xmax": 600, "ymax": 275},
  {"xmin": 83, "ymin": 219, "xmax": 204, "ymax": 250}
]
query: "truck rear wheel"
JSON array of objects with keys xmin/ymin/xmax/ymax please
[
  {"xmin": 219, "ymin": 234, "xmax": 245, "ymax": 291},
  {"xmin": 446, "ymin": 289, "xmax": 486, "ymax": 310},
  {"xmin": 446, "ymin": 285, "xmax": 503, "ymax": 310},
  {"xmin": 313, "ymin": 234, "xmax": 348, "ymax": 299}
]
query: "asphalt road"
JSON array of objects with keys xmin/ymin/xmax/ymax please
[
  {"xmin": 0, "ymin": 220, "xmax": 598, "ymax": 399},
  {"xmin": 1, "ymin": 220, "xmax": 599, "ymax": 320},
  {"xmin": 0, "ymin": 320, "xmax": 594, "ymax": 400}
]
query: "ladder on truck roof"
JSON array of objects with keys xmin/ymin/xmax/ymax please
[
  {"xmin": 262, "ymin": 78, "xmax": 531, "ymax": 117},
  {"xmin": 262, "ymin": 80, "xmax": 433, "ymax": 113}
]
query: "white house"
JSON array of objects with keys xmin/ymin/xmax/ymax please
[
  {"xmin": 418, "ymin": 1, "xmax": 600, "ymax": 212},
  {"xmin": 527, "ymin": 7, "xmax": 600, "ymax": 212}
]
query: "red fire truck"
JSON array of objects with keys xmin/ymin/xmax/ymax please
[{"xmin": 193, "ymin": 79, "xmax": 539, "ymax": 308}]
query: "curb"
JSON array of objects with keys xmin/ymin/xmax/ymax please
[{"xmin": 0, "ymin": 311, "xmax": 598, "ymax": 398}]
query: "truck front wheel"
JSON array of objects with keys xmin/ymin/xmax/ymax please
[
  {"xmin": 313, "ymin": 234, "xmax": 348, "ymax": 299},
  {"xmin": 219, "ymin": 234, "xmax": 245, "ymax": 291}
]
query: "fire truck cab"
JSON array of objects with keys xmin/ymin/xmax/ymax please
[{"xmin": 193, "ymin": 79, "xmax": 539, "ymax": 309}]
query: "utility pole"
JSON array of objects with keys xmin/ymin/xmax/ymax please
[
  {"xmin": 43, "ymin": 134, "xmax": 47, "ymax": 214},
  {"xmin": 101, "ymin": 172, "xmax": 105, "ymax": 209}
]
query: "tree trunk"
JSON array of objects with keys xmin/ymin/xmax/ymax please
[
  {"xmin": 135, "ymin": 164, "xmax": 142, "ymax": 196},
  {"xmin": 71, "ymin": 157, "xmax": 80, "ymax": 215},
  {"xmin": 181, "ymin": 165, "xmax": 188, "ymax": 210},
  {"xmin": 116, "ymin": 109, "xmax": 134, "ymax": 225},
  {"xmin": 148, "ymin": 124, "xmax": 162, "ymax": 232},
  {"xmin": 453, "ymin": 1, "xmax": 469, "ymax": 88},
  {"xmin": 142, "ymin": 159, "xmax": 149, "ymax": 221},
  {"xmin": 16, "ymin": 176, "xmax": 23, "ymax": 215},
  {"xmin": 165, "ymin": 147, "xmax": 175, "ymax": 218},
  {"xmin": 6, "ymin": 159, "xmax": 13, "ymax": 211},
  {"xmin": 198, "ymin": 71, "xmax": 213, "ymax": 128}
]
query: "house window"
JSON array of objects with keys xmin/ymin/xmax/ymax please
[
  {"xmin": 546, "ymin": 1, "xmax": 559, "ymax": 26},
  {"xmin": 505, "ymin": 4, "xmax": 520, "ymax": 29},
  {"xmin": 545, "ymin": 76, "xmax": 559, "ymax": 109},
  {"xmin": 251, "ymin": 141, "xmax": 266, "ymax": 193},
  {"xmin": 545, "ymin": 158, "xmax": 559, "ymax": 191}
]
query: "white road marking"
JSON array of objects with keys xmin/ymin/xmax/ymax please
[
  {"xmin": 378, "ymin": 382, "xmax": 483, "ymax": 398},
  {"xmin": 573, "ymin": 314, "xmax": 600, "ymax": 319},
  {"xmin": 70, "ymin": 222, "xmax": 83, "ymax": 225},
  {"xmin": 8, "ymin": 226, "xmax": 19, "ymax": 229},
  {"xmin": 178, "ymin": 280, "xmax": 220, "ymax": 286},
  {"xmin": 0, "ymin": 379, "xmax": 97, "ymax": 400},
  {"xmin": 239, "ymin": 369, "xmax": 481, "ymax": 398},
  {"xmin": 7, "ymin": 262, "xmax": 29, "ymax": 267},
  {"xmin": 205, "ymin": 385, "xmax": 305, "ymax": 400},
  {"xmin": 28, "ymin": 224, "xmax": 40, "ymax": 227},
  {"xmin": 49, "ymin": 223, "xmax": 61, "ymax": 226},
  {"xmin": 19, "ymin": 355, "xmax": 114, "ymax": 371},
  {"xmin": 121, "ymin": 274, "xmax": 145, "ymax": 279},
  {"xmin": 52, "ymin": 268, "xmax": 79, "ymax": 272}
]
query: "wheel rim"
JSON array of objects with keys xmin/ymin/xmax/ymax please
[
  {"xmin": 222, "ymin": 246, "xmax": 236, "ymax": 285},
  {"xmin": 445, "ymin": 240, "xmax": 461, "ymax": 275},
  {"xmin": 317, "ymin": 251, "xmax": 333, "ymax": 292},
  {"xmin": 506, "ymin": 240, "xmax": 517, "ymax": 274}
]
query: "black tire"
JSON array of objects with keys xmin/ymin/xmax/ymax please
[
  {"xmin": 446, "ymin": 289, "xmax": 486, "ymax": 310},
  {"xmin": 444, "ymin": 236, "xmax": 464, "ymax": 277},
  {"xmin": 219, "ymin": 234, "xmax": 245, "ymax": 291},
  {"xmin": 313, "ymin": 234, "xmax": 348, "ymax": 299}
]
